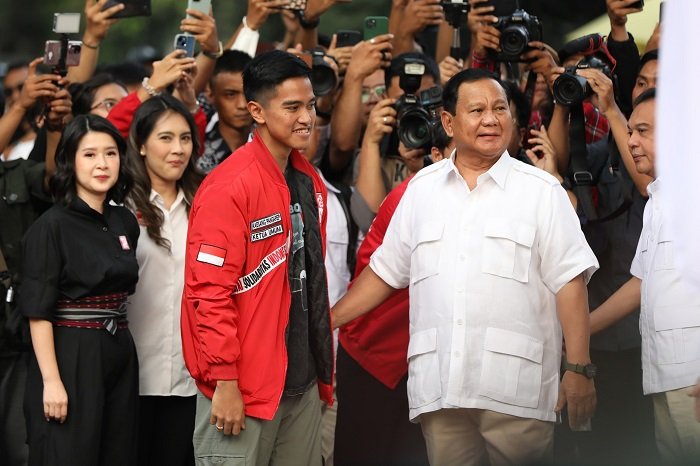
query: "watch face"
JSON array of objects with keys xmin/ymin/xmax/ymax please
[{"xmin": 584, "ymin": 364, "xmax": 597, "ymax": 378}]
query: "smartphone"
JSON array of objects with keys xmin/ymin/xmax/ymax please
[
  {"xmin": 364, "ymin": 16, "xmax": 389, "ymax": 41},
  {"xmin": 481, "ymin": 0, "xmax": 518, "ymax": 17},
  {"xmin": 630, "ymin": 0, "xmax": 644, "ymax": 9},
  {"xmin": 280, "ymin": 0, "xmax": 308, "ymax": 11},
  {"xmin": 174, "ymin": 34, "xmax": 196, "ymax": 58},
  {"xmin": 187, "ymin": 0, "xmax": 211, "ymax": 18},
  {"xmin": 44, "ymin": 40, "xmax": 82, "ymax": 67},
  {"xmin": 336, "ymin": 30, "xmax": 362, "ymax": 48},
  {"xmin": 659, "ymin": 1, "xmax": 664, "ymax": 21},
  {"xmin": 102, "ymin": 0, "xmax": 152, "ymax": 19}
]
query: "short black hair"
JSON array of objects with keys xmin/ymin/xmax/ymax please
[
  {"xmin": 633, "ymin": 87, "xmax": 655, "ymax": 108},
  {"xmin": 243, "ymin": 50, "xmax": 311, "ymax": 104},
  {"xmin": 51, "ymin": 115, "xmax": 133, "ymax": 206},
  {"xmin": 70, "ymin": 73, "xmax": 127, "ymax": 116},
  {"xmin": 501, "ymin": 80, "xmax": 529, "ymax": 129},
  {"xmin": 385, "ymin": 52, "xmax": 440, "ymax": 90},
  {"xmin": 640, "ymin": 49, "xmax": 658, "ymax": 70},
  {"xmin": 442, "ymin": 68, "xmax": 505, "ymax": 115},
  {"xmin": 211, "ymin": 50, "xmax": 253, "ymax": 84}
]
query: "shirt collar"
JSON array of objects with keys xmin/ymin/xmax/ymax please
[
  {"xmin": 647, "ymin": 178, "xmax": 660, "ymax": 198},
  {"xmin": 149, "ymin": 188, "xmax": 187, "ymax": 210},
  {"xmin": 448, "ymin": 150, "xmax": 512, "ymax": 190}
]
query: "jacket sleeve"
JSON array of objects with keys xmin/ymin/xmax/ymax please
[
  {"xmin": 183, "ymin": 180, "xmax": 248, "ymax": 381},
  {"xmin": 194, "ymin": 107, "xmax": 207, "ymax": 157},
  {"xmin": 106, "ymin": 92, "xmax": 143, "ymax": 140},
  {"xmin": 606, "ymin": 34, "xmax": 641, "ymax": 117}
]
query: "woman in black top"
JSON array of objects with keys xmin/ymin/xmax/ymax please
[{"xmin": 18, "ymin": 115, "xmax": 140, "ymax": 466}]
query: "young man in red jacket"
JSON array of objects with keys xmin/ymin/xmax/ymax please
[{"xmin": 181, "ymin": 50, "xmax": 333, "ymax": 466}]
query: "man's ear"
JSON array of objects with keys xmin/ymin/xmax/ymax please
[
  {"xmin": 248, "ymin": 101, "xmax": 265, "ymax": 126},
  {"xmin": 441, "ymin": 110, "xmax": 454, "ymax": 138}
]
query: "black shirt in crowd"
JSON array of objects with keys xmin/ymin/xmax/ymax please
[{"xmin": 17, "ymin": 198, "xmax": 140, "ymax": 321}]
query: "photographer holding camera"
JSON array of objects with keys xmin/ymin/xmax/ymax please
[{"xmin": 351, "ymin": 52, "xmax": 440, "ymax": 233}]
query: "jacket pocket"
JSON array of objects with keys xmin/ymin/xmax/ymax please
[
  {"xmin": 406, "ymin": 328, "xmax": 441, "ymax": 409},
  {"xmin": 653, "ymin": 305, "xmax": 700, "ymax": 365},
  {"xmin": 482, "ymin": 218, "xmax": 535, "ymax": 283},
  {"xmin": 410, "ymin": 223, "xmax": 443, "ymax": 284},
  {"xmin": 478, "ymin": 328, "xmax": 544, "ymax": 408}
]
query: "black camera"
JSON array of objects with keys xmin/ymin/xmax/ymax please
[
  {"xmin": 493, "ymin": 8, "xmax": 542, "ymax": 62},
  {"xmin": 552, "ymin": 56, "xmax": 612, "ymax": 106},
  {"xmin": 309, "ymin": 48, "xmax": 337, "ymax": 97},
  {"xmin": 395, "ymin": 85, "xmax": 444, "ymax": 152}
]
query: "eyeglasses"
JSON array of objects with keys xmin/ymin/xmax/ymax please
[
  {"xmin": 90, "ymin": 98, "xmax": 119, "ymax": 113},
  {"xmin": 2, "ymin": 83, "xmax": 23, "ymax": 98},
  {"xmin": 361, "ymin": 85, "xmax": 386, "ymax": 104}
]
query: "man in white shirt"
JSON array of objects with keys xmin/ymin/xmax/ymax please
[
  {"xmin": 332, "ymin": 68, "xmax": 599, "ymax": 466},
  {"xmin": 590, "ymin": 88, "xmax": 700, "ymax": 462}
]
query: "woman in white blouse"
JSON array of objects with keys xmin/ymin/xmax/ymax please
[{"xmin": 125, "ymin": 94, "xmax": 203, "ymax": 466}]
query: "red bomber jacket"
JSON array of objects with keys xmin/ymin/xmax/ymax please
[{"xmin": 181, "ymin": 132, "xmax": 333, "ymax": 420}]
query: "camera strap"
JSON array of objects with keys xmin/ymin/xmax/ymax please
[
  {"xmin": 568, "ymin": 103, "xmax": 631, "ymax": 224},
  {"xmin": 522, "ymin": 70, "xmax": 538, "ymax": 116}
]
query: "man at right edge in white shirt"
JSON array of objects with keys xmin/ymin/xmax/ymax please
[
  {"xmin": 590, "ymin": 88, "xmax": 700, "ymax": 463},
  {"xmin": 332, "ymin": 68, "xmax": 599, "ymax": 466}
]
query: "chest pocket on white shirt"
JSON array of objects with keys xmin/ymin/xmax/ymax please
[
  {"xmin": 406, "ymin": 327, "xmax": 441, "ymax": 408},
  {"xmin": 478, "ymin": 328, "xmax": 543, "ymax": 409},
  {"xmin": 653, "ymin": 225, "xmax": 675, "ymax": 271},
  {"xmin": 653, "ymin": 306, "xmax": 700, "ymax": 365},
  {"xmin": 482, "ymin": 218, "xmax": 536, "ymax": 283},
  {"xmin": 410, "ymin": 223, "xmax": 443, "ymax": 284}
]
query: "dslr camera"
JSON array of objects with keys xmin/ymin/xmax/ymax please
[
  {"xmin": 493, "ymin": 8, "xmax": 542, "ymax": 63},
  {"xmin": 552, "ymin": 56, "xmax": 612, "ymax": 106},
  {"xmin": 309, "ymin": 48, "xmax": 337, "ymax": 97},
  {"xmin": 393, "ymin": 58, "xmax": 443, "ymax": 152}
]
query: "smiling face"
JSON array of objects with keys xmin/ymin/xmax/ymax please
[
  {"xmin": 442, "ymin": 78, "xmax": 513, "ymax": 163},
  {"xmin": 141, "ymin": 111, "xmax": 193, "ymax": 188},
  {"xmin": 74, "ymin": 131, "xmax": 121, "ymax": 207},
  {"xmin": 249, "ymin": 76, "xmax": 316, "ymax": 158},
  {"xmin": 627, "ymin": 98, "xmax": 656, "ymax": 178}
]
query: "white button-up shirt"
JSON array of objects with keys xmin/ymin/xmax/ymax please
[
  {"xmin": 129, "ymin": 189, "xmax": 196, "ymax": 396},
  {"xmin": 630, "ymin": 179, "xmax": 700, "ymax": 394},
  {"xmin": 370, "ymin": 152, "xmax": 598, "ymax": 422}
]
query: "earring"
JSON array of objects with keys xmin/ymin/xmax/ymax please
[{"xmin": 140, "ymin": 148, "xmax": 146, "ymax": 156}]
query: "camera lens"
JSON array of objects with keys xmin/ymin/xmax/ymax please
[
  {"xmin": 552, "ymin": 73, "xmax": 589, "ymax": 106},
  {"xmin": 368, "ymin": 19, "xmax": 376, "ymax": 27},
  {"xmin": 310, "ymin": 60, "xmax": 337, "ymax": 97},
  {"xmin": 501, "ymin": 25, "xmax": 529, "ymax": 57},
  {"xmin": 398, "ymin": 108, "xmax": 432, "ymax": 150}
]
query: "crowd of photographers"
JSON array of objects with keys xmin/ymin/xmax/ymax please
[{"xmin": 1, "ymin": 0, "xmax": 699, "ymax": 465}]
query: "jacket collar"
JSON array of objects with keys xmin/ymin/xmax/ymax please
[{"xmin": 250, "ymin": 130, "xmax": 315, "ymax": 185}]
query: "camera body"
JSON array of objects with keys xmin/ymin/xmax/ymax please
[
  {"xmin": 309, "ymin": 48, "xmax": 337, "ymax": 96},
  {"xmin": 395, "ymin": 85, "xmax": 444, "ymax": 152},
  {"xmin": 493, "ymin": 9, "xmax": 542, "ymax": 63},
  {"xmin": 552, "ymin": 56, "xmax": 612, "ymax": 106}
]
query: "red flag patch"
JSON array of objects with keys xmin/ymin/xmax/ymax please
[{"xmin": 197, "ymin": 244, "xmax": 227, "ymax": 267}]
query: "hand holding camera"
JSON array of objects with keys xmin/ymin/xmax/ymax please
[
  {"xmin": 345, "ymin": 34, "xmax": 393, "ymax": 81},
  {"xmin": 16, "ymin": 57, "xmax": 62, "ymax": 111},
  {"xmin": 575, "ymin": 67, "xmax": 616, "ymax": 115},
  {"xmin": 44, "ymin": 83, "xmax": 73, "ymax": 132},
  {"xmin": 364, "ymin": 98, "xmax": 397, "ymax": 146},
  {"xmin": 472, "ymin": 24, "xmax": 501, "ymax": 59},
  {"xmin": 552, "ymin": 56, "xmax": 613, "ymax": 106},
  {"xmin": 84, "ymin": 0, "xmax": 123, "ymax": 47},
  {"xmin": 180, "ymin": 8, "xmax": 219, "ymax": 56},
  {"xmin": 467, "ymin": 0, "xmax": 498, "ymax": 34},
  {"xmin": 521, "ymin": 41, "xmax": 559, "ymax": 85}
]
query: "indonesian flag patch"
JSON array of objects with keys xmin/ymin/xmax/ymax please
[{"xmin": 197, "ymin": 244, "xmax": 227, "ymax": 267}]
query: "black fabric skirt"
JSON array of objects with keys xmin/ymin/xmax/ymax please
[{"xmin": 24, "ymin": 325, "xmax": 139, "ymax": 466}]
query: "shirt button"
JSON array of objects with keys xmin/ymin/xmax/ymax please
[
  {"xmin": 456, "ymin": 319, "xmax": 464, "ymax": 326},
  {"xmin": 102, "ymin": 226, "xmax": 108, "ymax": 232},
  {"xmin": 459, "ymin": 255, "xmax": 466, "ymax": 261},
  {"xmin": 454, "ymin": 351, "xmax": 461, "ymax": 358}
]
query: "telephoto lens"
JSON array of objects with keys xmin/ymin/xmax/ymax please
[{"xmin": 310, "ymin": 48, "xmax": 337, "ymax": 96}]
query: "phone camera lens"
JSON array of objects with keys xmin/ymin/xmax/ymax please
[{"xmin": 368, "ymin": 19, "xmax": 376, "ymax": 26}]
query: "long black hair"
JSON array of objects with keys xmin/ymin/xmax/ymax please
[
  {"xmin": 50, "ymin": 114, "xmax": 133, "ymax": 205},
  {"xmin": 125, "ymin": 95, "xmax": 203, "ymax": 250}
]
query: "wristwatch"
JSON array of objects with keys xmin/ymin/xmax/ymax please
[
  {"xmin": 564, "ymin": 361, "xmax": 597, "ymax": 379},
  {"xmin": 203, "ymin": 41, "xmax": 224, "ymax": 60}
]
